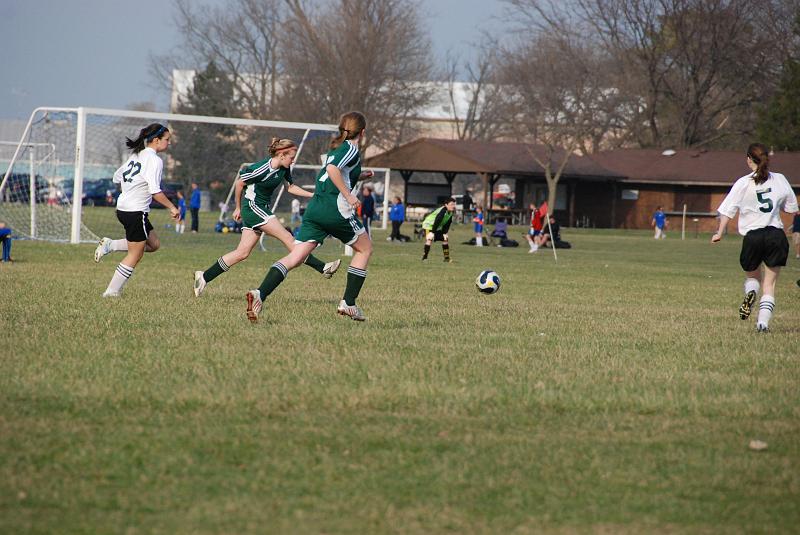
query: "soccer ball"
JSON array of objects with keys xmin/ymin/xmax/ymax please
[{"xmin": 475, "ymin": 270, "xmax": 500, "ymax": 294}]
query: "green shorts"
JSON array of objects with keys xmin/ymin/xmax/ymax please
[
  {"xmin": 240, "ymin": 199, "xmax": 274, "ymax": 233},
  {"xmin": 296, "ymin": 196, "xmax": 365, "ymax": 245}
]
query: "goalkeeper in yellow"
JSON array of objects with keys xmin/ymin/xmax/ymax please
[{"xmin": 421, "ymin": 197, "xmax": 456, "ymax": 262}]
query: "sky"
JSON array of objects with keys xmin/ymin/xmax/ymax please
[{"xmin": 0, "ymin": 0, "xmax": 507, "ymax": 120}]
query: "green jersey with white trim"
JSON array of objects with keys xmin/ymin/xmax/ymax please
[
  {"xmin": 239, "ymin": 157, "xmax": 293, "ymax": 209},
  {"xmin": 314, "ymin": 140, "xmax": 362, "ymax": 198}
]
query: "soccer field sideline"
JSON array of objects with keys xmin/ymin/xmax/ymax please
[{"xmin": 1, "ymin": 222, "xmax": 799, "ymax": 534}]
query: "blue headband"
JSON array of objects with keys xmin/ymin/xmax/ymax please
[{"xmin": 146, "ymin": 125, "xmax": 166, "ymax": 141}]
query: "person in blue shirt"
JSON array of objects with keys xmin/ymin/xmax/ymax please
[
  {"xmin": 175, "ymin": 190, "xmax": 187, "ymax": 234},
  {"xmin": 388, "ymin": 196, "xmax": 405, "ymax": 242},
  {"xmin": 0, "ymin": 222, "xmax": 12, "ymax": 262},
  {"xmin": 189, "ymin": 182, "xmax": 202, "ymax": 233},
  {"xmin": 473, "ymin": 205, "xmax": 485, "ymax": 246},
  {"xmin": 792, "ymin": 213, "xmax": 800, "ymax": 259},
  {"xmin": 360, "ymin": 185, "xmax": 375, "ymax": 237},
  {"xmin": 652, "ymin": 206, "xmax": 668, "ymax": 239}
]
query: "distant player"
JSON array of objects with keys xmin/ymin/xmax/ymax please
[
  {"xmin": 421, "ymin": 198, "xmax": 456, "ymax": 262},
  {"xmin": 473, "ymin": 205, "xmax": 484, "ymax": 247},
  {"xmin": 245, "ymin": 111, "xmax": 373, "ymax": 322},
  {"xmin": 193, "ymin": 138, "xmax": 340, "ymax": 297},
  {"xmin": 711, "ymin": 143, "xmax": 798, "ymax": 332},
  {"xmin": 96, "ymin": 123, "xmax": 179, "ymax": 297},
  {"xmin": 175, "ymin": 190, "xmax": 187, "ymax": 234},
  {"xmin": 525, "ymin": 202, "xmax": 545, "ymax": 253},
  {"xmin": 652, "ymin": 206, "xmax": 668, "ymax": 239}
]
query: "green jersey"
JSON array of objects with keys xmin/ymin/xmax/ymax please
[
  {"xmin": 422, "ymin": 206, "xmax": 453, "ymax": 232},
  {"xmin": 239, "ymin": 157, "xmax": 293, "ymax": 210},
  {"xmin": 314, "ymin": 140, "xmax": 362, "ymax": 201}
]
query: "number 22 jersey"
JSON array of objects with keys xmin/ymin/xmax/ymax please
[{"xmin": 113, "ymin": 147, "xmax": 164, "ymax": 213}]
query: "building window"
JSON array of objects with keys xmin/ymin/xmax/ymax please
[{"xmin": 621, "ymin": 189, "xmax": 639, "ymax": 200}]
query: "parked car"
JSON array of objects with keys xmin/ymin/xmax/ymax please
[
  {"xmin": 1, "ymin": 173, "xmax": 49, "ymax": 203},
  {"xmin": 152, "ymin": 182, "xmax": 184, "ymax": 208},
  {"xmin": 59, "ymin": 178, "xmax": 119, "ymax": 206}
]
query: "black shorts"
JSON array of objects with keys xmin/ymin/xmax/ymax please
[
  {"xmin": 739, "ymin": 226, "xmax": 789, "ymax": 271},
  {"xmin": 116, "ymin": 210, "xmax": 153, "ymax": 243}
]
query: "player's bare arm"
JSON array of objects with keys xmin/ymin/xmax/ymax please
[
  {"xmin": 711, "ymin": 215, "xmax": 731, "ymax": 243},
  {"xmin": 287, "ymin": 184, "xmax": 313, "ymax": 198},
  {"xmin": 233, "ymin": 179, "xmax": 244, "ymax": 222},
  {"xmin": 152, "ymin": 191, "xmax": 180, "ymax": 220}
]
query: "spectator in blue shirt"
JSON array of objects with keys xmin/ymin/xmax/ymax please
[
  {"xmin": 189, "ymin": 182, "xmax": 201, "ymax": 233},
  {"xmin": 0, "ymin": 222, "xmax": 12, "ymax": 262},
  {"xmin": 652, "ymin": 206, "xmax": 668, "ymax": 239},
  {"xmin": 388, "ymin": 196, "xmax": 405, "ymax": 242}
]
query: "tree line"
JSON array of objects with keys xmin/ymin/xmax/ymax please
[{"xmin": 149, "ymin": 0, "xmax": 800, "ymax": 206}]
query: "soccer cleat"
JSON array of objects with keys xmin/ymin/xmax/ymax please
[
  {"xmin": 193, "ymin": 271, "xmax": 207, "ymax": 297},
  {"xmin": 756, "ymin": 324, "xmax": 770, "ymax": 333},
  {"xmin": 94, "ymin": 237, "xmax": 113, "ymax": 263},
  {"xmin": 246, "ymin": 289, "xmax": 263, "ymax": 323},
  {"xmin": 322, "ymin": 259, "xmax": 341, "ymax": 279},
  {"xmin": 443, "ymin": 257, "xmax": 452, "ymax": 263},
  {"xmin": 102, "ymin": 290, "xmax": 122, "ymax": 298},
  {"xmin": 739, "ymin": 290, "xmax": 757, "ymax": 320},
  {"xmin": 337, "ymin": 299, "xmax": 366, "ymax": 321}
]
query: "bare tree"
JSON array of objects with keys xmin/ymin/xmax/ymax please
[
  {"xmin": 442, "ymin": 43, "xmax": 518, "ymax": 142},
  {"xmin": 280, "ymin": 0, "xmax": 436, "ymax": 150},
  {"xmin": 150, "ymin": 0, "xmax": 287, "ymax": 119}
]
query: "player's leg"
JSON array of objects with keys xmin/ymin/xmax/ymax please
[
  {"xmin": 246, "ymin": 241, "xmax": 317, "ymax": 322},
  {"xmin": 262, "ymin": 217, "xmax": 339, "ymax": 277},
  {"xmin": 338, "ymin": 232, "xmax": 372, "ymax": 321},
  {"xmin": 440, "ymin": 232, "xmax": 451, "ymax": 262},
  {"xmin": 422, "ymin": 230, "xmax": 433, "ymax": 260},
  {"xmin": 739, "ymin": 268, "xmax": 761, "ymax": 320},
  {"xmin": 195, "ymin": 229, "xmax": 260, "ymax": 296},
  {"xmin": 756, "ymin": 266, "xmax": 780, "ymax": 332}
]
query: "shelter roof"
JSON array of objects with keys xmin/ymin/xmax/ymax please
[
  {"xmin": 366, "ymin": 138, "xmax": 621, "ymax": 179},
  {"xmin": 589, "ymin": 149, "xmax": 800, "ymax": 187}
]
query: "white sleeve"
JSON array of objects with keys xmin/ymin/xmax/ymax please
[
  {"xmin": 145, "ymin": 156, "xmax": 163, "ymax": 195},
  {"xmin": 113, "ymin": 161, "xmax": 125, "ymax": 184},
  {"xmin": 780, "ymin": 175, "xmax": 798, "ymax": 214},
  {"xmin": 717, "ymin": 178, "xmax": 746, "ymax": 218}
]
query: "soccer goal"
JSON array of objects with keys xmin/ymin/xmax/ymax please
[{"xmin": 0, "ymin": 106, "xmax": 339, "ymax": 243}]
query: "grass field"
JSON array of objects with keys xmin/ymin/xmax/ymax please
[{"xmin": 2, "ymin": 208, "xmax": 799, "ymax": 534}]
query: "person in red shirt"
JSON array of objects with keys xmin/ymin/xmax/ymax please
[{"xmin": 525, "ymin": 202, "xmax": 546, "ymax": 253}]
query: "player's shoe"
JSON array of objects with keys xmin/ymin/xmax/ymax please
[
  {"xmin": 322, "ymin": 259, "xmax": 341, "ymax": 279},
  {"xmin": 94, "ymin": 237, "xmax": 113, "ymax": 263},
  {"xmin": 246, "ymin": 289, "xmax": 262, "ymax": 323},
  {"xmin": 443, "ymin": 257, "xmax": 452, "ymax": 263},
  {"xmin": 739, "ymin": 290, "xmax": 757, "ymax": 320},
  {"xmin": 337, "ymin": 299, "xmax": 366, "ymax": 321},
  {"xmin": 193, "ymin": 271, "xmax": 207, "ymax": 297},
  {"xmin": 102, "ymin": 290, "xmax": 122, "ymax": 298},
  {"xmin": 756, "ymin": 323, "xmax": 770, "ymax": 333}
]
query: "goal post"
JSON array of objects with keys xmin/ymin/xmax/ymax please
[{"xmin": 0, "ymin": 106, "xmax": 338, "ymax": 244}]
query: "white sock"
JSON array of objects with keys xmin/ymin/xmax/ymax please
[
  {"xmin": 111, "ymin": 239, "xmax": 128, "ymax": 252},
  {"xmin": 105, "ymin": 263, "xmax": 134, "ymax": 294},
  {"xmin": 476, "ymin": 236, "xmax": 482, "ymax": 247},
  {"xmin": 757, "ymin": 295, "xmax": 775, "ymax": 328},
  {"xmin": 744, "ymin": 277, "xmax": 760, "ymax": 296}
]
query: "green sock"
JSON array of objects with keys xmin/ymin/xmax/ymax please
[
  {"xmin": 343, "ymin": 266, "xmax": 367, "ymax": 306},
  {"xmin": 203, "ymin": 257, "xmax": 230, "ymax": 283},
  {"xmin": 304, "ymin": 254, "xmax": 325, "ymax": 274},
  {"xmin": 258, "ymin": 263, "xmax": 287, "ymax": 300}
]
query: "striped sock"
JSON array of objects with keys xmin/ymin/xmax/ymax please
[
  {"xmin": 757, "ymin": 295, "xmax": 775, "ymax": 328},
  {"xmin": 343, "ymin": 266, "xmax": 367, "ymax": 306},
  {"xmin": 304, "ymin": 254, "xmax": 325, "ymax": 274},
  {"xmin": 442, "ymin": 243, "xmax": 450, "ymax": 261},
  {"xmin": 106, "ymin": 263, "xmax": 134, "ymax": 294},
  {"xmin": 203, "ymin": 257, "xmax": 230, "ymax": 283},
  {"xmin": 258, "ymin": 262, "xmax": 288, "ymax": 300}
]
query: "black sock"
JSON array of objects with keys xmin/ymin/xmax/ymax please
[
  {"xmin": 258, "ymin": 262, "xmax": 288, "ymax": 300},
  {"xmin": 423, "ymin": 244, "xmax": 430, "ymax": 259},
  {"xmin": 202, "ymin": 257, "xmax": 230, "ymax": 283}
]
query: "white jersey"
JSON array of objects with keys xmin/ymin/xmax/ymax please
[
  {"xmin": 113, "ymin": 147, "xmax": 163, "ymax": 213},
  {"xmin": 717, "ymin": 172, "xmax": 799, "ymax": 236}
]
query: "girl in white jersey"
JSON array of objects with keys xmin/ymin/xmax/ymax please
[
  {"xmin": 96, "ymin": 123, "xmax": 179, "ymax": 297},
  {"xmin": 711, "ymin": 143, "xmax": 799, "ymax": 332}
]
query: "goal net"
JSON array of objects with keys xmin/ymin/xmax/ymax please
[{"xmin": 0, "ymin": 107, "xmax": 338, "ymax": 243}]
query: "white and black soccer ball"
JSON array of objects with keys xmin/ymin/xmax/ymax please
[{"xmin": 475, "ymin": 270, "xmax": 501, "ymax": 294}]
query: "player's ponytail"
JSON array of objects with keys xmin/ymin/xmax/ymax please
[
  {"xmin": 747, "ymin": 143, "xmax": 770, "ymax": 185},
  {"xmin": 125, "ymin": 123, "xmax": 169, "ymax": 153},
  {"xmin": 268, "ymin": 138, "xmax": 297, "ymax": 156},
  {"xmin": 330, "ymin": 111, "xmax": 367, "ymax": 150}
]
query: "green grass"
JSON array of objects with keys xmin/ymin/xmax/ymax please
[{"xmin": 1, "ymin": 210, "xmax": 799, "ymax": 534}]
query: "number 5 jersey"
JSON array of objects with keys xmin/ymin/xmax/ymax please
[
  {"xmin": 113, "ymin": 147, "xmax": 164, "ymax": 213},
  {"xmin": 717, "ymin": 172, "xmax": 798, "ymax": 236}
]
